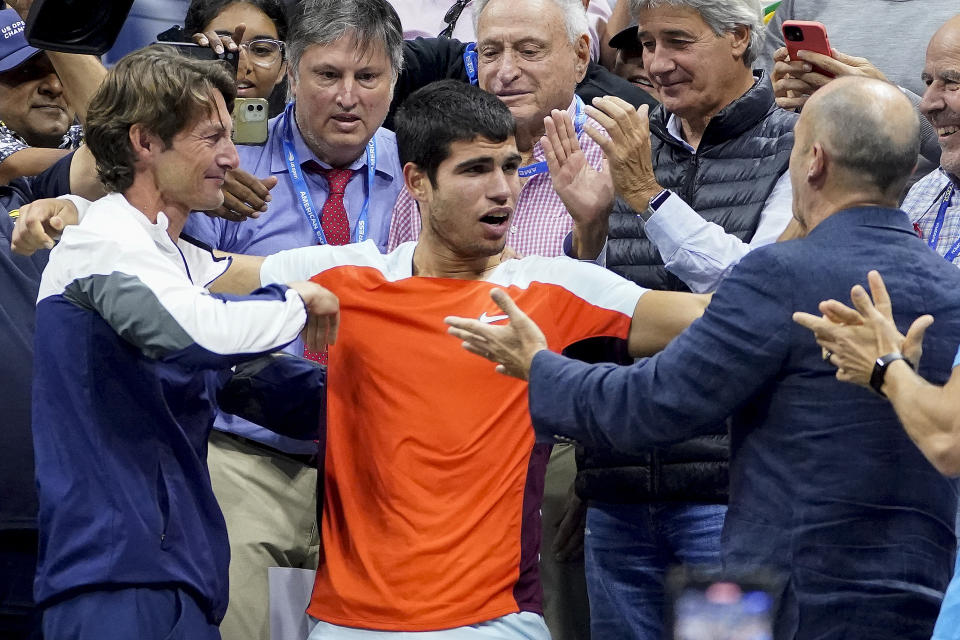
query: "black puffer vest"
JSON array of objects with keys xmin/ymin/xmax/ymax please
[{"xmin": 577, "ymin": 73, "xmax": 798, "ymax": 504}]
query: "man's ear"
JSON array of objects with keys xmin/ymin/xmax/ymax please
[
  {"xmin": 128, "ymin": 123, "xmax": 160, "ymax": 162},
  {"xmin": 574, "ymin": 33, "xmax": 590, "ymax": 82},
  {"xmin": 403, "ymin": 162, "xmax": 432, "ymax": 201},
  {"xmin": 287, "ymin": 65, "xmax": 298, "ymax": 100},
  {"xmin": 275, "ymin": 60, "xmax": 289, "ymax": 87},
  {"xmin": 729, "ymin": 25, "xmax": 751, "ymax": 61},
  {"xmin": 808, "ymin": 142, "xmax": 828, "ymax": 185}
]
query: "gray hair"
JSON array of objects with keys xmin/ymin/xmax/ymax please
[
  {"xmin": 630, "ymin": 0, "xmax": 764, "ymax": 67},
  {"xmin": 288, "ymin": 0, "xmax": 404, "ymax": 79},
  {"xmin": 473, "ymin": 0, "xmax": 589, "ymax": 45}
]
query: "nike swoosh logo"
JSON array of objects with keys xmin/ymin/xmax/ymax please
[{"xmin": 479, "ymin": 312, "xmax": 509, "ymax": 323}]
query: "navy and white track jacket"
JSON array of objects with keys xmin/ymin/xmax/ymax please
[{"xmin": 31, "ymin": 193, "xmax": 308, "ymax": 621}]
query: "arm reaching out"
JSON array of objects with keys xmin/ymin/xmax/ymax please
[{"xmin": 626, "ymin": 290, "xmax": 710, "ymax": 357}]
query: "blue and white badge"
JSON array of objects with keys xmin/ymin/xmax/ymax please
[
  {"xmin": 926, "ymin": 183, "xmax": 959, "ymax": 262},
  {"xmin": 463, "ymin": 43, "xmax": 479, "ymax": 86},
  {"xmin": 280, "ymin": 102, "xmax": 376, "ymax": 245},
  {"xmin": 517, "ymin": 96, "xmax": 588, "ymax": 179}
]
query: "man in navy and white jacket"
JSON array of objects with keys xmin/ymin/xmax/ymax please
[{"xmin": 30, "ymin": 47, "xmax": 336, "ymax": 640}]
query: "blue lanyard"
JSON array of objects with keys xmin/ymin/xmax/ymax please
[
  {"xmin": 926, "ymin": 183, "xmax": 959, "ymax": 262},
  {"xmin": 280, "ymin": 102, "xmax": 376, "ymax": 245},
  {"xmin": 464, "ymin": 43, "xmax": 479, "ymax": 85},
  {"xmin": 517, "ymin": 96, "xmax": 588, "ymax": 179},
  {"xmin": 461, "ymin": 41, "xmax": 586, "ymax": 179}
]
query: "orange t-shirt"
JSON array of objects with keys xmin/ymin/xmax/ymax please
[{"xmin": 261, "ymin": 241, "xmax": 646, "ymax": 631}]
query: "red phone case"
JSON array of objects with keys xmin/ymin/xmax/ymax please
[{"xmin": 781, "ymin": 20, "xmax": 834, "ymax": 77}]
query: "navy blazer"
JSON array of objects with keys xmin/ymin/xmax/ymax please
[{"xmin": 530, "ymin": 207, "xmax": 960, "ymax": 640}]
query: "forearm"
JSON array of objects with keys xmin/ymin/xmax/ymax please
[
  {"xmin": 884, "ymin": 362, "xmax": 960, "ymax": 476},
  {"xmin": 528, "ymin": 350, "xmax": 720, "ymax": 451},
  {"xmin": 571, "ymin": 216, "xmax": 608, "ymax": 260},
  {"xmin": 209, "ymin": 252, "xmax": 266, "ymax": 294},
  {"xmin": 68, "ymin": 146, "xmax": 107, "ymax": 201},
  {"xmin": 627, "ymin": 290, "xmax": 710, "ymax": 357},
  {"xmin": 47, "ymin": 53, "xmax": 107, "ymax": 126},
  {"xmin": 0, "ymin": 148, "xmax": 71, "ymax": 185}
]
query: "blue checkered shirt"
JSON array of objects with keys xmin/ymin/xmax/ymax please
[{"xmin": 903, "ymin": 168, "xmax": 960, "ymax": 267}]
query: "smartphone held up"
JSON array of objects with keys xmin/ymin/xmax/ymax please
[{"xmin": 781, "ymin": 20, "xmax": 835, "ymax": 78}]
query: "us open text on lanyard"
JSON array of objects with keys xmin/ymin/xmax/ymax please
[
  {"xmin": 463, "ymin": 43, "xmax": 587, "ymax": 179},
  {"xmin": 926, "ymin": 183, "xmax": 959, "ymax": 262},
  {"xmin": 280, "ymin": 101, "xmax": 376, "ymax": 245}
]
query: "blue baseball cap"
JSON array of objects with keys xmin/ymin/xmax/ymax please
[{"xmin": 0, "ymin": 9, "xmax": 41, "ymax": 74}]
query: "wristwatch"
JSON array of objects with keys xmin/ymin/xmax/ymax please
[
  {"xmin": 642, "ymin": 189, "xmax": 671, "ymax": 221},
  {"xmin": 869, "ymin": 352, "xmax": 913, "ymax": 397}
]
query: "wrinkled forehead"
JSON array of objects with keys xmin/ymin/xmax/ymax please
[{"xmin": 476, "ymin": 0, "xmax": 567, "ymax": 46}]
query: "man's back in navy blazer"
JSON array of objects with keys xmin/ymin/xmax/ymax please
[{"xmin": 524, "ymin": 80, "xmax": 960, "ymax": 639}]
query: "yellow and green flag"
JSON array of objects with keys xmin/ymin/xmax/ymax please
[{"xmin": 763, "ymin": 1, "xmax": 782, "ymax": 24}]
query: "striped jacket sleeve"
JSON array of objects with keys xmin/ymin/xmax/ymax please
[{"xmin": 39, "ymin": 228, "xmax": 307, "ymax": 370}]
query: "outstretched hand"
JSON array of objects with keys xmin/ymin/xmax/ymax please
[
  {"xmin": 793, "ymin": 271, "xmax": 931, "ymax": 386},
  {"xmin": 444, "ymin": 288, "xmax": 548, "ymax": 380}
]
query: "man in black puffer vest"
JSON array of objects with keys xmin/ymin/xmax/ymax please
[{"xmin": 567, "ymin": 1, "xmax": 797, "ymax": 638}]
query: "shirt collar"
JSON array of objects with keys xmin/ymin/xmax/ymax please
[
  {"xmin": 664, "ymin": 76, "xmax": 762, "ymax": 152},
  {"xmin": 106, "ymin": 192, "xmax": 231, "ymax": 285},
  {"xmin": 269, "ymin": 105, "xmax": 397, "ymax": 180}
]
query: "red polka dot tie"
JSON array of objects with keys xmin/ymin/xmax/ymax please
[
  {"xmin": 319, "ymin": 168, "xmax": 353, "ymax": 246},
  {"xmin": 304, "ymin": 167, "xmax": 354, "ymax": 363}
]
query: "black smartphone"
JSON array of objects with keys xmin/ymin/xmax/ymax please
[
  {"xmin": 153, "ymin": 26, "xmax": 238, "ymax": 73},
  {"xmin": 665, "ymin": 567, "xmax": 783, "ymax": 640}
]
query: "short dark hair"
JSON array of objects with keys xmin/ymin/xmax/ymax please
[
  {"xmin": 85, "ymin": 46, "xmax": 237, "ymax": 193},
  {"xmin": 288, "ymin": 0, "xmax": 403, "ymax": 80},
  {"xmin": 184, "ymin": 0, "xmax": 289, "ymax": 41},
  {"xmin": 394, "ymin": 80, "xmax": 516, "ymax": 185}
]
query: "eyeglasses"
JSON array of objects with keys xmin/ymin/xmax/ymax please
[
  {"xmin": 438, "ymin": 0, "xmax": 471, "ymax": 39},
  {"xmin": 239, "ymin": 38, "xmax": 285, "ymax": 68}
]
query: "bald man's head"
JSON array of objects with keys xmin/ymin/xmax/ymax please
[
  {"xmin": 797, "ymin": 77, "xmax": 919, "ymax": 197},
  {"xmin": 919, "ymin": 14, "xmax": 960, "ymax": 175}
]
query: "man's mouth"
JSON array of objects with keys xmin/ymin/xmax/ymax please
[
  {"xmin": 938, "ymin": 125, "xmax": 959, "ymax": 138},
  {"xmin": 629, "ymin": 76, "xmax": 654, "ymax": 88},
  {"xmin": 32, "ymin": 103, "xmax": 64, "ymax": 112},
  {"xmin": 497, "ymin": 90, "xmax": 530, "ymax": 100},
  {"xmin": 332, "ymin": 113, "xmax": 361, "ymax": 122},
  {"xmin": 479, "ymin": 208, "xmax": 511, "ymax": 227}
]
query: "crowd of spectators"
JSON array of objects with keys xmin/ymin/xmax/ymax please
[{"xmin": 2, "ymin": 0, "xmax": 960, "ymax": 639}]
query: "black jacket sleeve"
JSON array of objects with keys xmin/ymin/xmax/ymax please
[{"xmin": 576, "ymin": 62, "xmax": 659, "ymax": 111}]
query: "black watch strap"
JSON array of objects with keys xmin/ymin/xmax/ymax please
[{"xmin": 869, "ymin": 352, "xmax": 912, "ymax": 397}]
